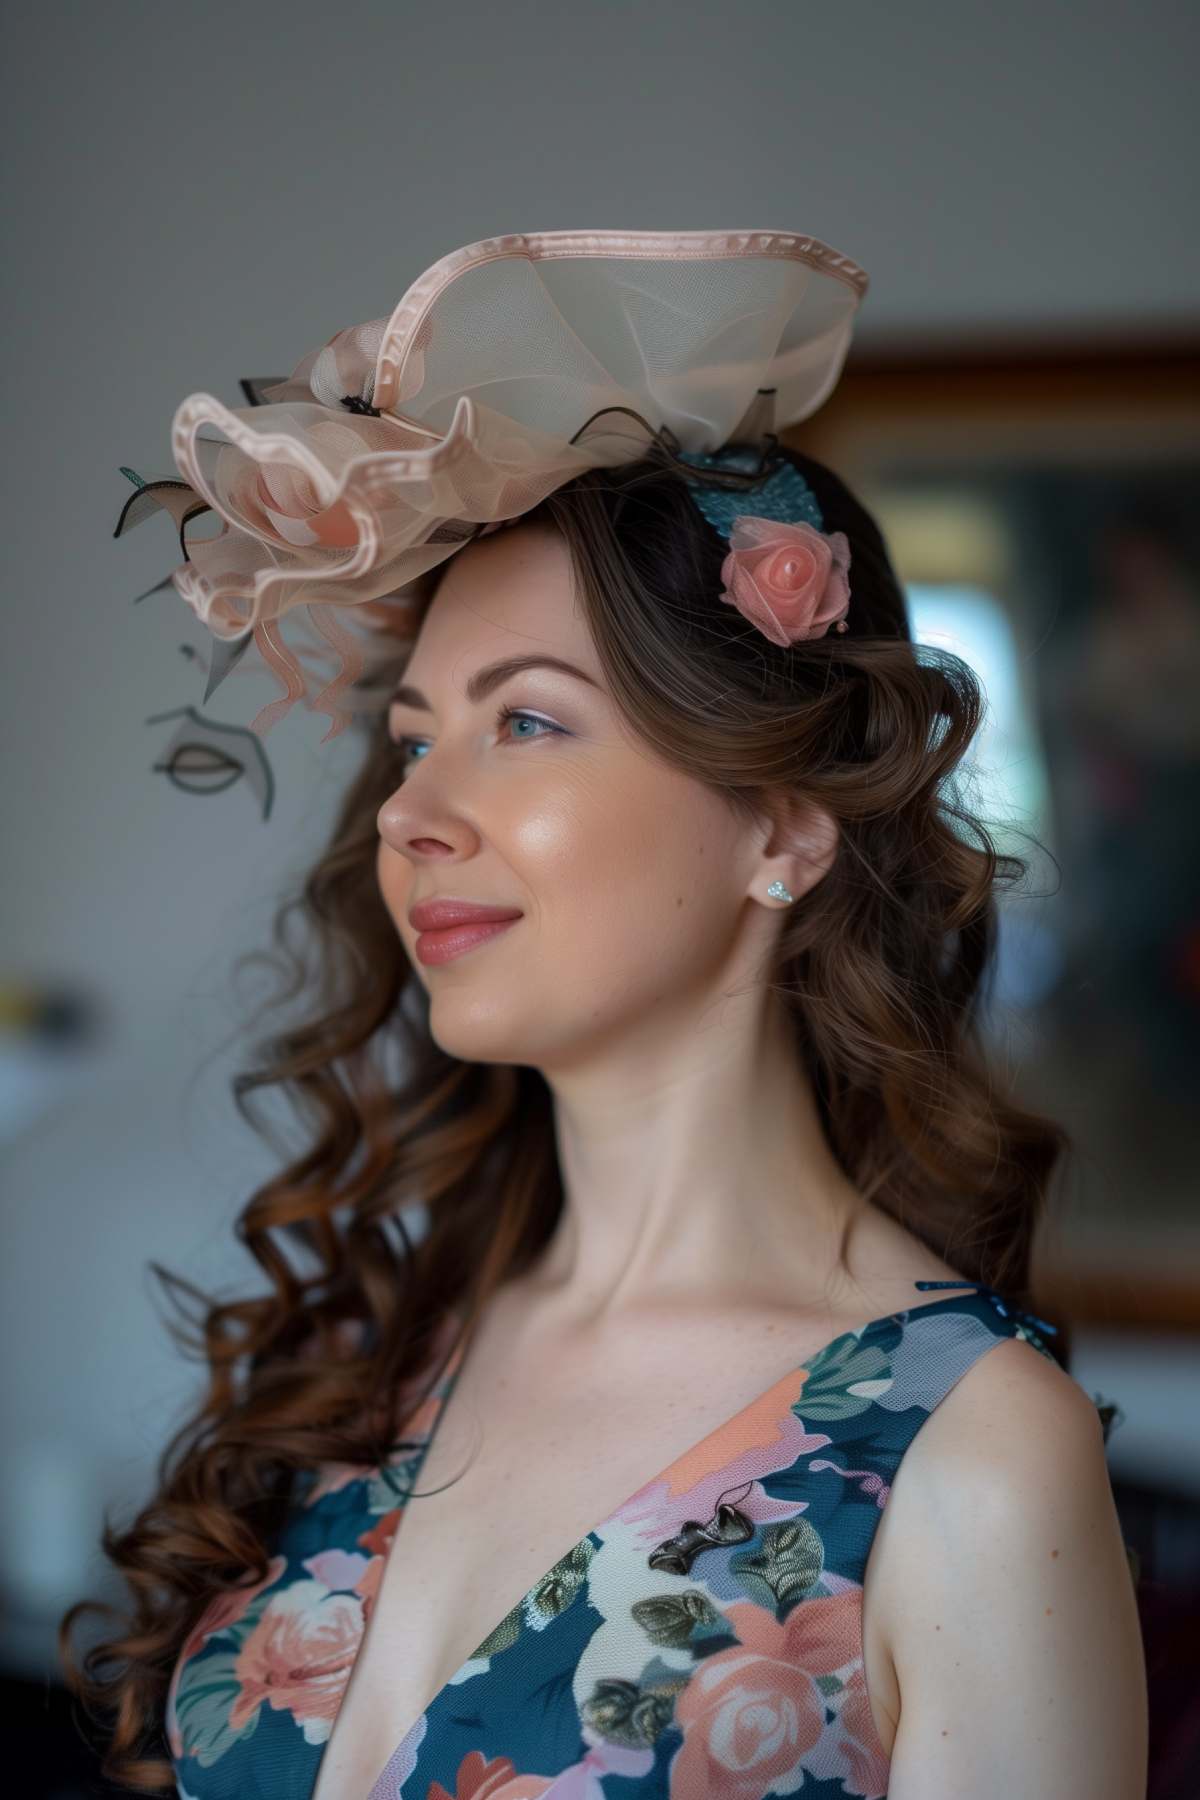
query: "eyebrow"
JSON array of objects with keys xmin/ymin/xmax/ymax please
[{"xmin": 389, "ymin": 653, "xmax": 602, "ymax": 712}]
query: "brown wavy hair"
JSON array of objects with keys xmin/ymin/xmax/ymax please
[{"xmin": 58, "ymin": 439, "xmax": 1072, "ymax": 1791}]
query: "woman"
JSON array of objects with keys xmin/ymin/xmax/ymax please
[{"xmin": 61, "ymin": 231, "xmax": 1146, "ymax": 1799}]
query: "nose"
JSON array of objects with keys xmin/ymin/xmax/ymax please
[{"xmin": 377, "ymin": 787, "xmax": 471, "ymax": 863}]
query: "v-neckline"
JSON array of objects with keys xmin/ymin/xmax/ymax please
[{"xmin": 355, "ymin": 1279, "xmax": 996, "ymax": 1800}]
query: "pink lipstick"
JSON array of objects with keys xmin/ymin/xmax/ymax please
[
  {"xmin": 414, "ymin": 917, "xmax": 521, "ymax": 965},
  {"xmin": 408, "ymin": 897, "xmax": 524, "ymax": 967}
]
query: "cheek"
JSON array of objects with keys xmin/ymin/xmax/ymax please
[
  {"xmin": 519, "ymin": 778, "xmax": 743, "ymax": 966},
  {"xmin": 510, "ymin": 774, "xmax": 664, "ymax": 893}
]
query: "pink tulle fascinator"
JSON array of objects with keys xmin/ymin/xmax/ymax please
[{"xmin": 113, "ymin": 229, "xmax": 869, "ymax": 749}]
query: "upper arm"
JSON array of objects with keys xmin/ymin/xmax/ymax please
[{"xmin": 885, "ymin": 1338, "xmax": 1148, "ymax": 1800}]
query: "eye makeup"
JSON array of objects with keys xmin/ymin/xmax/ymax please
[{"xmin": 388, "ymin": 701, "xmax": 566, "ymax": 777}]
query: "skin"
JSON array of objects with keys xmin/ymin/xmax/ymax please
[{"xmin": 374, "ymin": 520, "xmax": 1150, "ymax": 1796}]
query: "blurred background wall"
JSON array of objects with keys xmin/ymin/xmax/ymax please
[{"xmin": 3, "ymin": 1, "xmax": 1197, "ymax": 1793}]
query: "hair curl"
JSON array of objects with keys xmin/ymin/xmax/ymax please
[{"xmin": 59, "ymin": 441, "xmax": 1071, "ymax": 1791}]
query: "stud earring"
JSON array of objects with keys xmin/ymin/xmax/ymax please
[{"xmin": 766, "ymin": 880, "xmax": 795, "ymax": 904}]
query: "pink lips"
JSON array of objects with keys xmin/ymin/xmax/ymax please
[
  {"xmin": 408, "ymin": 898, "xmax": 524, "ymax": 967},
  {"xmin": 414, "ymin": 917, "xmax": 521, "ymax": 965}
]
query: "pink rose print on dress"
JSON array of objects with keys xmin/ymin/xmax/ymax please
[
  {"xmin": 165, "ymin": 1555, "xmax": 287, "ymax": 1758},
  {"xmin": 718, "ymin": 516, "xmax": 852, "ymax": 647},
  {"xmin": 671, "ymin": 1586, "xmax": 890, "ymax": 1799},
  {"xmin": 230, "ymin": 1582, "xmax": 365, "ymax": 1741}
]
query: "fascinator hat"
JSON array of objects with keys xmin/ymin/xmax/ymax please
[{"xmin": 115, "ymin": 228, "xmax": 869, "ymax": 751}]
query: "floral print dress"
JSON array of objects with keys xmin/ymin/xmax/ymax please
[{"xmin": 166, "ymin": 1282, "xmax": 1108, "ymax": 1800}]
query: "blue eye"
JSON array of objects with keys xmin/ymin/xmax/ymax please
[{"xmin": 389, "ymin": 703, "xmax": 564, "ymax": 776}]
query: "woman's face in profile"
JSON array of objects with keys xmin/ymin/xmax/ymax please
[{"xmin": 375, "ymin": 520, "xmax": 770, "ymax": 1070}]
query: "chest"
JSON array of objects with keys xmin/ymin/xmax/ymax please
[{"xmin": 309, "ymin": 1318, "xmax": 905, "ymax": 1800}]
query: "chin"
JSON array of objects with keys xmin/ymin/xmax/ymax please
[{"xmin": 424, "ymin": 995, "xmax": 533, "ymax": 1066}]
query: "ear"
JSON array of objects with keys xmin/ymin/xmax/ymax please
[{"xmin": 750, "ymin": 790, "xmax": 839, "ymax": 908}]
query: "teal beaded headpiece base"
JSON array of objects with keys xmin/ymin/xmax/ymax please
[{"xmin": 678, "ymin": 446, "xmax": 826, "ymax": 541}]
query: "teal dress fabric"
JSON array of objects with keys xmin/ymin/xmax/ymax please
[{"xmin": 166, "ymin": 1282, "xmax": 1110, "ymax": 1800}]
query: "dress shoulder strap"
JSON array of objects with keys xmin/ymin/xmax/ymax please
[{"xmin": 912, "ymin": 1279, "xmax": 1124, "ymax": 1446}]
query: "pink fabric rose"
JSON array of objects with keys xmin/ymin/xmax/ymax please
[{"xmin": 718, "ymin": 516, "xmax": 852, "ymax": 647}]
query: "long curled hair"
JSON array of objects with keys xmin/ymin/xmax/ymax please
[{"xmin": 59, "ymin": 440, "xmax": 1071, "ymax": 1791}]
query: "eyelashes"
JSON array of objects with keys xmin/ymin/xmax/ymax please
[{"xmin": 388, "ymin": 703, "xmax": 565, "ymax": 778}]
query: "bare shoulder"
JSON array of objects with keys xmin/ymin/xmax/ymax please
[
  {"xmin": 882, "ymin": 1330, "xmax": 1113, "ymax": 1581},
  {"xmin": 905, "ymin": 1324, "xmax": 1100, "ymax": 1474},
  {"xmin": 866, "ymin": 1331, "xmax": 1093, "ymax": 1648},
  {"xmin": 876, "ymin": 1333, "xmax": 1149, "ymax": 1800}
]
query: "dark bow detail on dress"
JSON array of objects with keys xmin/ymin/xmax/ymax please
[{"xmin": 647, "ymin": 1480, "xmax": 756, "ymax": 1576}]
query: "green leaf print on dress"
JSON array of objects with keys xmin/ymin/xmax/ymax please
[
  {"xmin": 793, "ymin": 1333, "xmax": 895, "ymax": 1420},
  {"xmin": 730, "ymin": 1513, "xmax": 826, "ymax": 1610}
]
